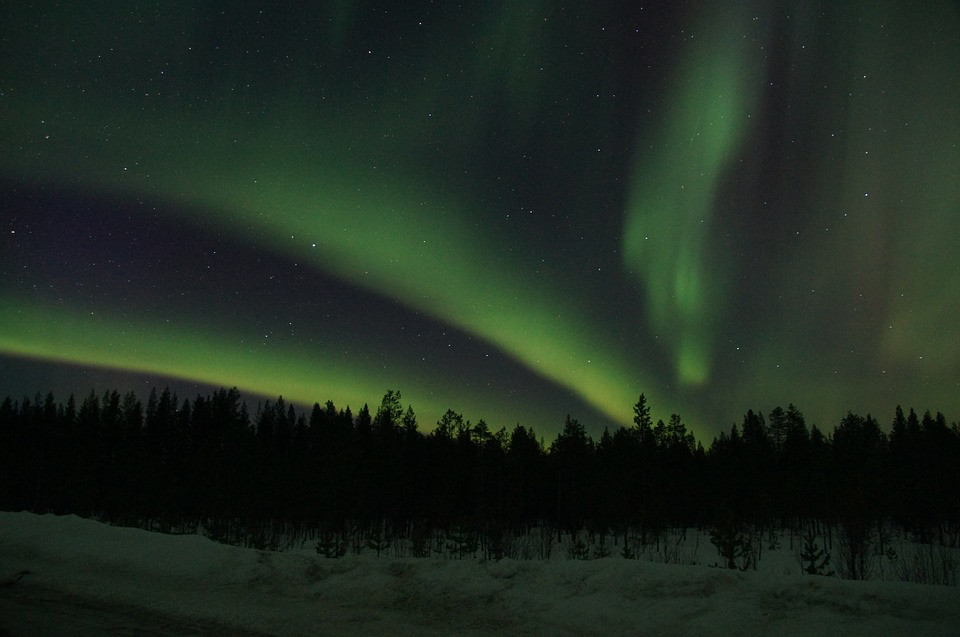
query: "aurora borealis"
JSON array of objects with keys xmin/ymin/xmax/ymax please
[{"xmin": 2, "ymin": 1, "xmax": 958, "ymax": 439}]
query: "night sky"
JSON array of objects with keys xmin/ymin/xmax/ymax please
[{"xmin": 2, "ymin": 1, "xmax": 959, "ymax": 440}]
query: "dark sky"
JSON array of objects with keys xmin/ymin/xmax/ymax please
[{"xmin": 2, "ymin": 1, "xmax": 958, "ymax": 440}]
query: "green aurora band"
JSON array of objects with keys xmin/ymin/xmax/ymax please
[
  {"xmin": 0, "ymin": 3, "xmax": 650, "ymax": 428},
  {"xmin": 0, "ymin": 295, "xmax": 519, "ymax": 428},
  {"xmin": 623, "ymin": 3, "xmax": 766, "ymax": 386},
  {"xmin": 0, "ymin": 104, "xmax": 644, "ymax": 427}
]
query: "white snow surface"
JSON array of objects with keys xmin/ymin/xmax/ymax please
[{"xmin": 1, "ymin": 512, "xmax": 959, "ymax": 636}]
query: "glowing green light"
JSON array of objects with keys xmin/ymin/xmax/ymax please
[
  {"xmin": 0, "ymin": 69, "xmax": 647, "ymax": 429},
  {"xmin": 2, "ymin": 295, "xmax": 560, "ymax": 427},
  {"xmin": 623, "ymin": 4, "xmax": 764, "ymax": 386}
]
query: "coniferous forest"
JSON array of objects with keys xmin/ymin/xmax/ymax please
[{"xmin": 1, "ymin": 387, "xmax": 958, "ymax": 582}]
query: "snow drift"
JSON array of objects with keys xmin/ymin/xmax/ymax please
[{"xmin": 1, "ymin": 511, "xmax": 958, "ymax": 636}]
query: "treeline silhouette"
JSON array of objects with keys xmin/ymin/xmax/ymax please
[{"xmin": 1, "ymin": 388, "xmax": 958, "ymax": 562}]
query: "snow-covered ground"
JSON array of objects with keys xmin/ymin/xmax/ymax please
[{"xmin": 1, "ymin": 512, "xmax": 958, "ymax": 636}]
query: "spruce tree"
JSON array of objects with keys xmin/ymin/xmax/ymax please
[
  {"xmin": 800, "ymin": 532, "xmax": 834, "ymax": 576},
  {"xmin": 633, "ymin": 393, "xmax": 653, "ymax": 445}
]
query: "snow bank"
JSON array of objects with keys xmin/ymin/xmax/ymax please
[{"xmin": 2, "ymin": 512, "xmax": 958, "ymax": 636}]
